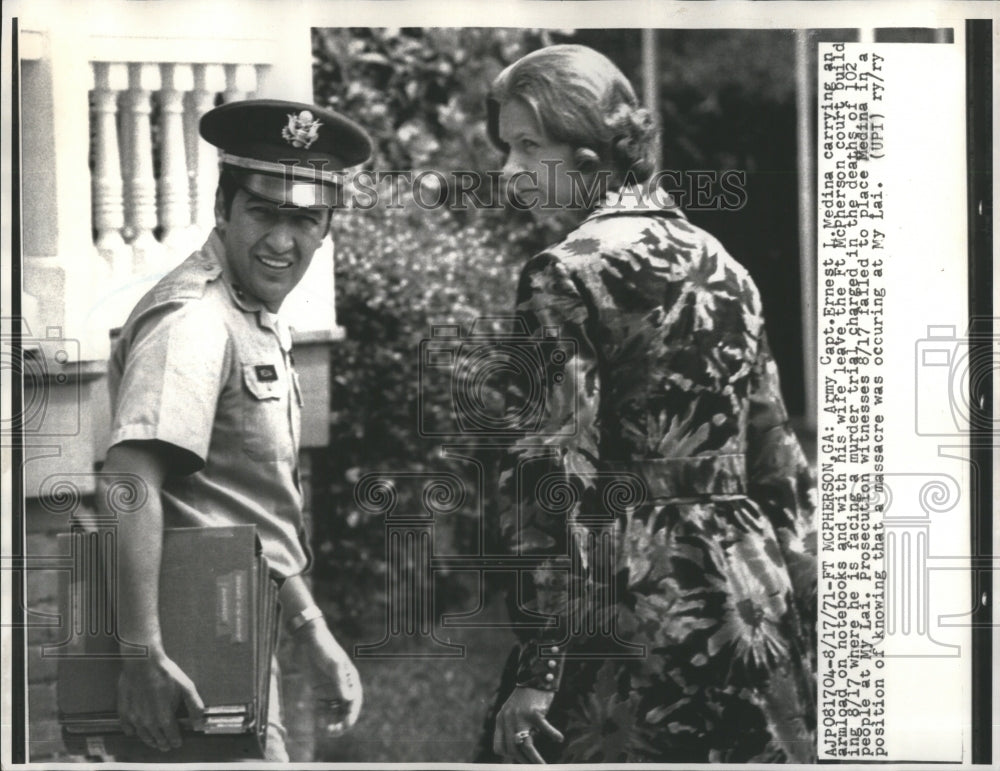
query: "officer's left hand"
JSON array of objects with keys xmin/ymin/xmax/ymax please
[{"xmin": 297, "ymin": 620, "xmax": 363, "ymax": 735}]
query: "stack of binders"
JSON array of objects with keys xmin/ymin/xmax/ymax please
[{"xmin": 55, "ymin": 524, "xmax": 280, "ymax": 761}]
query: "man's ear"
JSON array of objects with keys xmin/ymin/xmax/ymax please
[{"xmin": 214, "ymin": 188, "xmax": 228, "ymax": 232}]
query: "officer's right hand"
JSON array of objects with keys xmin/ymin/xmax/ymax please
[
  {"xmin": 118, "ymin": 650, "xmax": 205, "ymax": 752},
  {"xmin": 297, "ymin": 620, "xmax": 363, "ymax": 735}
]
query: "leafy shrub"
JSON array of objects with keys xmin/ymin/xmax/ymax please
[
  {"xmin": 311, "ymin": 28, "xmax": 556, "ymax": 629},
  {"xmin": 309, "ymin": 27, "xmax": 810, "ymax": 630},
  {"xmin": 315, "ymin": 198, "xmax": 527, "ymax": 630},
  {"xmin": 314, "ymin": 27, "xmax": 554, "ymax": 175}
]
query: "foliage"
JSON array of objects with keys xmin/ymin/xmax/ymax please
[
  {"xmin": 314, "ymin": 27, "xmax": 547, "ymax": 175},
  {"xmin": 314, "ymin": 596, "xmax": 516, "ymax": 762},
  {"xmin": 309, "ymin": 27, "xmax": 809, "ymax": 629},
  {"xmin": 565, "ymin": 30, "xmax": 804, "ymax": 407},
  {"xmin": 311, "ymin": 28, "xmax": 555, "ymax": 627},
  {"xmin": 314, "ymin": 198, "xmax": 525, "ymax": 628}
]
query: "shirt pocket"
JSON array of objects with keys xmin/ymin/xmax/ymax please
[{"xmin": 242, "ymin": 363, "xmax": 292, "ymax": 462}]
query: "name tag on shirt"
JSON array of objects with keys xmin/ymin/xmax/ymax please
[{"xmin": 254, "ymin": 364, "xmax": 278, "ymax": 382}]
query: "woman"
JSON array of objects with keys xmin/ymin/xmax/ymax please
[{"xmin": 479, "ymin": 44, "xmax": 817, "ymax": 763}]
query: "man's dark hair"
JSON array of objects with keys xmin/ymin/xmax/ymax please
[{"xmin": 218, "ymin": 168, "xmax": 243, "ymax": 219}]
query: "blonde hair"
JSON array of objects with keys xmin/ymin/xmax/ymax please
[{"xmin": 488, "ymin": 44, "xmax": 658, "ymax": 186}]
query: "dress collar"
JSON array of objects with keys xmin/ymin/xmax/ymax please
[{"xmin": 582, "ymin": 184, "xmax": 686, "ymax": 225}]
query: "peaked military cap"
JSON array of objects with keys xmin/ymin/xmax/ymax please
[{"xmin": 200, "ymin": 99, "xmax": 372, "ymax": 207}]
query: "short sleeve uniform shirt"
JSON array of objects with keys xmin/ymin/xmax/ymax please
[{"xmin": 108, "ymin": 231, "xmax": 309, "ymax": 578}]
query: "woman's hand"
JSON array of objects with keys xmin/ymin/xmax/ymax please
[{"xmin": 493, "ymin": 686, "xmax": 564, "ymax": 763}]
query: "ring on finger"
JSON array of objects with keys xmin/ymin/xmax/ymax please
[{"xmin": 514, "ymin": 729, "xmax": 533, "ymax": 745}]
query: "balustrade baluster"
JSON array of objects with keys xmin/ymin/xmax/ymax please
[
  {"xmin": 124, "ymin": 63, "xmax": 163, "ymax": 273},
  {"xmin": 223, "ymin": 63, "xmax": 258, "ymax": 103},
  {"xmin": 157, "ymin": 64, "xmax": 194, "ymax": 254},
  {"xmin": 117, "ymin": 90, "xmax": 135, "ymax": 242},
  {"xmin": 253, "ymin": 64, "xmax": 269, "ymax": 99},
  {"xmin": 89, "ymin": 62, "xmax": 129, "ymax": 278},
  {"xmin": 185, "ymin": 64, "xmax": 225, "ymax": 235}
]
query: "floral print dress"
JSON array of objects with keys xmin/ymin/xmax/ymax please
[{"xmin": 480, "ymin": 195, "xmax": 817, "ymax": 763}]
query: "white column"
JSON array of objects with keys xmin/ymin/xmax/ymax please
[
  {"xmin": 156, "ymin": 63, "xmax": 194, "ymax": 255},
  {"xmin": 124, "ymin": 63, "xmax": 163, "ymax": 273},
  {"xmin": 185, "ymin": 64, "xmax": 225, "ymax": 235},
  {"xmin": 89, "ymin": 62, "xmax": 129, "ymax": 279},
  {"xmin": 223, "ymin": 63, "xmax": 257, "ymax": 104},
  {"xmin": 117, "ymin": 89, "xmax": 135, "ymax": 242},
  {"xmin": 252, "ymin": 64, "xmax": 270, "ymax": 99},
  {"xmin": 25, "ymin": 11, "xmax": 113, "ymax": 361}
]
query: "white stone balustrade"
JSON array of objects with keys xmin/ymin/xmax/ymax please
[
  {"xmin": 185, "ymin": 64, "xmax": 226, "ymax": 234},
  {"xmin": 89, "ymin": 62, "xmax": 129, "ymax": 277},
  {"xmin": 17, "ymin": 11, "xmax": 359, "ymax": 759},
  {"xmin": 87, "ymin": 60, "xmax": 263, "ymax": 275},
  {"xmin": 156, "ymin": 63, "xmax": 194, "ymax": 252},
  {"xmin": 224, "ymin": 62, "xmax": 259, "ymax": 104},
  {"xmin": 22, "ymin": 7, "xmax": 341, "ymax": 366},
  {"xmin": 124, "ymin": 63, "xmax": 162, "ymax": 272}
]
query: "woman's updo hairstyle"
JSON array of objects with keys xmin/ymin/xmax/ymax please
[{"xmin": 487, "ymin": 44, "xmax": 658, "ymax": 188}]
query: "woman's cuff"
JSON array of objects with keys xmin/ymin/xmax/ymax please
[{"xmin": 515, "ymin": 639, "xmax": 566, "ymax": 691}]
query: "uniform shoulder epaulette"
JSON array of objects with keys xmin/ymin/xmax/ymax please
[{"xmin": 152, "ymin": 250, "xmax": 223, "ymax": 303}]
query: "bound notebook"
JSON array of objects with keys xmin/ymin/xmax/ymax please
[{"xmin": 54, "ymin": 524, "xmax": 280, "ymax": 761}]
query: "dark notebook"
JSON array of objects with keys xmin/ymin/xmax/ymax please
[{"xmin": 54, "ymin": 524, "xmax": 280, "ymax": 761}]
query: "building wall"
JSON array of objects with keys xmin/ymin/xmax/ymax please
[
  {"xmin": 17, "ymin": 4, "xmax": 339, "ymax": 761},
  {"xmin": 24, "ymin": 452, "xmax": 323, "ymax": 762}
]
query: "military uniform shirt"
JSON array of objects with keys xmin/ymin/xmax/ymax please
[{"xmin": 108, "ymin": 231, "xmax": 309, "ymax": 578}]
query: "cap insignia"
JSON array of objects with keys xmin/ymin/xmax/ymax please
[{"xmin": 282, "ymin": 110, "xmax": 322, "ymax": 149}]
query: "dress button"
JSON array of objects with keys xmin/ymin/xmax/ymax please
[
  {"xmin": 548, "ymin": 660, "xmax": 557, "ymax": 669},
  {"xmin": 545, "ymin": 673, "xmax": 555, "ymax": 682},
  {"xmin": 550, "ymin": 646, "xmax": 559, "ymax": 654}
]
